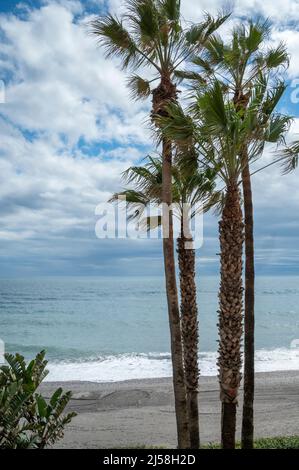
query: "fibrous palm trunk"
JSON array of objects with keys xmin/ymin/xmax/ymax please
[
  {"xmin": 241, "ymin": 159, "xmax": 255, "ymax": 449},
  {"xmin": 218, "ymin": 182, "xmax": 244, "ymax": 449},
  {"xmin": 152, "ymin": 77, "xmax": 189, "ymax": 449},
  {"xmin": 177, "ymin": 230, "xmax": 200, "ymax": 449}
]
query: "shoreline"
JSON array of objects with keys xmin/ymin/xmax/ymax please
[
  {"xmin": 40, "ymin": 370, "xmax": 299, "ymax": 448},
  {"xmin": 44, "ymin": 347, "xmax": 299, "ymax": 383}
]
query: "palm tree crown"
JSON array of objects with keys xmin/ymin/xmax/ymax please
[
  {"xmin": 110, "ymin": 155, "xmax": 217, "ymax": 231},
  {"xmin": 90, "ymin": 0, "xmax": 229, "ymax": 98}
]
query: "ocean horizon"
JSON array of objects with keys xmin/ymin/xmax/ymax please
[{"xmin": 1, "ymin": 275, "xmax": 299, "ymax": 382}]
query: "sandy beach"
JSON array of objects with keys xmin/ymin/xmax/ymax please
[{"xmin": 39, "ymin": 371, "xmax": 299, "ymax": 448}]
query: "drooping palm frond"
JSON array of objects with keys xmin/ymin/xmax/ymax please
[
  {"xmin": 261, "ymin": 81, "xmax": 286, "ymax": 116},
  {"xmin": 109, "ymin": 153, "xmax": 218, "ymax": 232},
  {"xmin": 159, "ymin": 0, "xmax": 181, "ymax": 23},
  {"xmin": 90, "ymin": 15, "xmax": 142, "ymax": 70},
  {"xmin": 281, "ymin": 140, "xmax": 299, "ymax": 174},
  {"xmin": 255, "ymin": 42, "xmax": 289, "ymax": 70},
  {"xmin": 197, "ymin": 80, "xmax": 228, "ymax": 133},
  {"xmin": 173, "ymin": 69, "xmax": 206, "ymax": 84},
  {"xmin": 264, "ymin": 114, "xmax": 292, "ymax": 145},
  {"xmin": 155, "ymin": 101, "xmax": 196, "ymax": 144},
  {"xmin": 127, "ymin": 74, "xmax": 152, "ymax": 100}
]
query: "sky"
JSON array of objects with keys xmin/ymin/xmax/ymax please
[{"xmin": 0, "ymin": 0, "xmax": 299, "ymax": 277}]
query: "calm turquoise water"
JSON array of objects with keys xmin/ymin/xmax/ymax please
[{"xmin": 0, "ymin": 276, "xmax": 299, "ymax": 381}]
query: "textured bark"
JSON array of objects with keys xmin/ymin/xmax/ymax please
[
  {"xmin": 218, "ymin": 182, "xmax": 244, "ymax": 449},
  {"xmin": 152, "ymin": 77, "xmax": 189, "ymax": 449},
  {"xmin": 177, "ymin": 231, "xmax": 200, "ymax": 449},
  {"xmin": 221, "ymin": 403, "xmax": 237, "ymax": 449},
  {"xmin": 234, "ymin": 90, "xmax": 255, "ymax": 449},
  {"xmin": 241, "ymin": 159, "xmax": 255, "ymax": 449}
]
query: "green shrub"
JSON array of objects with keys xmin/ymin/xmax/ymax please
[
  {"xmin": 0, "ymin": 350, "xmax": 76, "ymax": 449},
  {"xmin": 204, "ymin": 436, "xmax": 299, "ymax": 449}
]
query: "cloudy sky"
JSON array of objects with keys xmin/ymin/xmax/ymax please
[{"xmin": 0, "ymin": 0, "xmax": 298, "ymax": 277}]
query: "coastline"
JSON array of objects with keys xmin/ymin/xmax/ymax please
[
  {"xmin": 44, "ymin": 347, "xmax": 299, "ymax": 382},
  {"xmin": 40, "ymin": 370, "xmax": 299, "ymax": 448}
]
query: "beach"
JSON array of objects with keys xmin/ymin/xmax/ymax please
[{"xmin": 40, "ymin": 371, "xmax": 299, "ymax": 449}]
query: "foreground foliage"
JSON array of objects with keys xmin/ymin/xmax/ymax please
[{"xmin": 0, "ymin": 350, "xmax": 76, "ymax": 449}]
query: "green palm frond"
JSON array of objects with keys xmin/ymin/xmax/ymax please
[
  {"xmin": 185, "ymin": 12, "xmax": 230, "ymax": 48},
  {"xmin": 201, "ymin": 33, "xmax": 225, "ymax": 67},
  {"xmin": 256, "ymin": 42, "xmax": 289, "ymax": 70},
  {"xmin": 127, "ymin": 75, "xmax": 152, "ymax": 100},
  {"xmin": 109, "ymin": 189, "xmax": 149, "ymax": 206},
  {"xmin": 108, "ymin": 153, "xmax": 218, "ymax": 233},
  {"xmin": 243, "ymin": 19, "xmax": 271, "ymax": 53},
  {"xmin": 90, "ymin": 15, "xmax": 140, "ymax": 69},
  {"xmin": 281, "ymin": 141, "xmax": 299, "ymax": 174},
  {"xmin": 265, "ymin": 114, "xmax": 292, "ymax": 144},
  {"xmin": 197, "ymin": 80, "xmax": 228, "ymax": 132},
  {"xmin": 126, "ymin": 0, "xmax": 160, "ymax": 47},
  {"xmin": 159, "ymin": 0, "xmax": 181, "ymax": 22},
  {"xmin": 91, "ymin": 0, "xmax": 229, "ymax": 91},
  {"xmin": 173, "ymin": 69, "xmax": 206, "ymax": 84},
  {"xmin": 156, "ymin": 101, "xmax": 195, "ymax": 144}
]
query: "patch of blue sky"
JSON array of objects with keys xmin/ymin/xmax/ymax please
[
  {"xmin": 279, "ymin": 82, "xmax": 299, "ymax": 118},
  {"xmin": 77, "ymin": 137, "xmax": 149, "ymax": 162}
]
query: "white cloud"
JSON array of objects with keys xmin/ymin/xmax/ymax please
[
  {"xmin": 0, "ymin": 0, "xmax": 149, "ymax": 145},
  {"xmin": 0, "ymin": 0, "xmax": 299, "ymax": 275},
  {"xmin": 182, "ymin": 0, "xmax": 299, "ymax": 23}
]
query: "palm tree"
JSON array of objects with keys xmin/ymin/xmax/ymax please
[
  {"xmin": 110, "ymin": 155, "xmax": 218, "ymax": 448},
  {"xmin": 90, "ymin": 0, "xmax": 228, "ymax": 447},
  {"xmin": 157, "ymin": 78, "xmax": 291, "ymax": 448},
  {"xmin": 182, "ymin": 21, "xmax": 289, "ymax": 448},
  {"xmin": 197, "ymin": 21, "xmax": 288, "ymax": 448}
]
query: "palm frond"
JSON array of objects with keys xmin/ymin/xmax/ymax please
[
  {"xmin": 174, "ymin": 69, "xmax": 206, "ymax": 84},
  {"xmin": 139, "ymin": 214, "xmax": 162, "ymax": 232},
  {"xmin": 90, "ymin": 15, "xmax": 140, "ymax": 69},
  {"xmin": 265, "ymin": 114, "xmax": 292, "ymax": 144},
  {"xmin": 126, "ymin": 0, "xmax": 160, "ymax": 47},
  {"xmin": 281, "ymin": 141, "xmax": 299, "ymax": 174},
  {"xmin": 185, "ymin": 12, "xmax": 230, "ymax": 48},
  {"xmin": 198, "ymin": 80, "xmax": 227, "ymax": 132},
  {"xmin": 259, "ymin": 42, "xmax": 289, "ymax": 70},
  {"xmin": 156, "ymin": 102, "xmax": 195, "ymax": 144},
  {"xmin": 127, "ymin": 74, "xmax": 152, "ymax": 100},
  {"xmin": 159, "ymin": 0, "xmax": 181, "ymax": 22}
]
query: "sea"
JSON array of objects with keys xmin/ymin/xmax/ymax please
[{"xmin": 0, "ymin": 276, "xmax": 299, "ymax": 382}]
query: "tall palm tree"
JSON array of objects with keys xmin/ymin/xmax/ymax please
[
  {"xmin": 157, "ymin": 78, "xmax": 291, "ymax": 448},
  {"xmin": 176, "ymin": 20, "xmax": 288, "ymax": 448},
  {"xmin": 110, "ymin": 155, "xmax": 218, "ymax": 448},
  {"xmin": 182, "ymin": 21, "xmax": 289, "ymax": 448},
  {"xmin": 90, "ymin": 0, "xmax": 228, "ymax": 447}
]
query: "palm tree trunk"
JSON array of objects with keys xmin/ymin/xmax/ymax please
[
  {"xmin": 162, "ymin": 141, "xmax": 189, "ymax": 449},
  {"xmin": 177, "ymin": 228, "xmax": 200, "ymax": 449},
  {"xmin": 241, "ymin": 159, "xmax": 255, "ymax": 449},
  {"xmin": 152, "ymin": 77, "xmax": 189, "ymax": 448},
  {"xmin": 218, "ymin": 182, "xmax": 244, "ymax": 449}
]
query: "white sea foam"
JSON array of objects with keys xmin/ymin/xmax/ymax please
[{"xmin": 45, "ymin": 348, "xmax": 299, "ymax": 382}]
